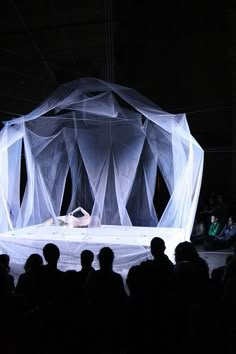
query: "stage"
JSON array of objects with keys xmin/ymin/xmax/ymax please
[{"xmin": 0, "ymin": 224, "xmax": 186, "ymax": 279}]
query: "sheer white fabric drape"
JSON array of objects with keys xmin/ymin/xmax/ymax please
[{"xmin": 0, "ymin": 78, "xmax": 204, "ymax": 241}]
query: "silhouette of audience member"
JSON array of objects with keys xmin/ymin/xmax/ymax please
[
  {"xmin": 77, "ymin": 249, "xmax": 95, "ymax": 288},
  {"xmin": 211, "ymin": 254, "xmax": 234, "ymax": 291},
  {"xmin": 221, "ymin": 247, "xmax": 236, "ymax": 334},
  {"xmin": 190, "ymin": 215, "xmax": 206, "ymax": 245},
  {"xmin": 87, "ymin": 247, "xmax": 127, "ymax": 353},
  {"xmin": 0, "ymin": 263, "xmax": 26, "ymax": 354},
  {"xmin": 212, "ymin": 241, "xmax": 236, "ymax": 282},
  {"xmin": 141, "ymin": 237, "xmax": 174, "ymax": 291},
  {"xmin": 200, "ymin": 195, "xmax": 217, "ymax": 228},
  {"xmin": 223, "ymin": 246, "xmax": 236, "ymax": 284},
  {"xmin": 173, "ymin": 260, "xmax": 214, "ymax": 354},
  {"xmin": 174, "ymin": 261, "xmax": 199, "ymax": 304},
  {"xmin": 127, "ymin": 237, "xmax": 174, "ymax": 300},
  {"xmin": 127, "ymin": 238, "xmax": 175, "ymax": 353},
  {"xmin": 175, "ymin": 241, "xmax": 209, "ymax": 283},
  {"xmin": 39, "ymin": 243, "xmax": 64, "ymax": 306},
  {"xmin": 88, "ymin": 247, "xmax": 127, "ymax": 306},
  {"xmin": 150, "ymin": 237, "xmax": 174, "ymax": 267},
  {"xmin": 215, "ymin": 193, "xmax": 229, "ymax": 226},
  {"xmin": 63, "ymin": 250, "xmax": 95, "ymax": 303},
  {"xmin": 16, "ymin": 253, "xmax": 43, "ymax": 307},
  {"xmin": 0, "ymin": 264, "xmax": 10, "ymax": 296},
  {"xmin": 60, "ymin": 251, "xmax": 95, "ymax": 354},
  {"xmin": 0, "ymin": 254, "xmax": 15, "ymax": 294},
  {"xmin": 126, "ymin": 265, "xmax": 141, "ymax": 297},
  {"xmin": 174, "ymin": 244, "xmax": 219, "ymax": 354}
]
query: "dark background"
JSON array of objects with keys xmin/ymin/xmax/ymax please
[{"xmin": 0, "ymin": 0, "xmax": 235, "ymax": 214}]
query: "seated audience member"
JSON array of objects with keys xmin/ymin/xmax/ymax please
[
  {"xmin": 174, "ymin": 261, "xmax": 199, "ymax": 303},
  {"xmin": 217, "ymin": 216, "xmax": 236, "ymax": 241},
  {"xmin": 223, "ymin": 246, "xmax": 236, "ymax": 284},
  {"xmin": 126, "ymin": 265, "xmax": 142, "ymax": 298},
  {"xmin": 126, "ymin": 237, "xmax": 175, "ymax": 353},
  {"xmin": 207, "ymin": 215, "xmax": 221, "ymax": 238},
  {"xmin": 206, "ymin": 216, "xmax": 236, "ymax": 250},
  {"xmin": 215, "ymin": 193, "xmax": 229, "ymax": 226},
  {"xmin": 64, "ymin": 250, "xmax": 95, "ymax": 300},
  {"xmin": 16, "ymin": 253, "xmax": 43, "ymax": 307},
  {"xmin": 190, "ymin": 215, "xmax": 206, "ymax": 245},
  {"xmin": 87, "ymin": 247, "xmax": 127, "ymax": 306},
  {"xmin": 175, "ymin": 241, "xmax": 209, "ymax": 282},
  {"xmin": 141, "ymin": 236, "xmax": 174, "ymax": 283},
  {"xmin": 127, "ymin": 237, "xmax": 174, "ymax": 298},
  {"xmin": 173, "ymin": 260, "xmax": 215, "ymax": 354},
  {"xmin": 211, "ymin": 254, "xmax": 234, "ymax": 286},
  {"xmin": 0, "ymin": 264, "xmax": 10, "ymax": 297},
  {"xmin": 150, "ymin": 237, "xmax": 174, "ymax": 268},
  {"xmin": 38, "ymin": 243, "xmax": 64, "ymax": 306},
  {"xmin": 77, "ymin": 249, "xmax": 95, "ymax": 287},
  {"xmin": 0, "ymin": 254, "xmax": 15, "ymax": 294},
  {"xmin": 222, "ymin": 249, "xmax": 236, "ymax": 329},
  {"xmin": 86, "ymin": 247, "xmax": 127, "ymax": 353},
  {"xmin": 200, "ymin": 196, "xmax": 217, "ymax": 228},
  {"xmin": 210, "ymin": 254, "xmax": 234, "ymax": 304}
]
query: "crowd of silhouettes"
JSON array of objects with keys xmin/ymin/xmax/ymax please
[{"xmin": 0, "ymin": 238, "xmax": 236, "ymax": 353}]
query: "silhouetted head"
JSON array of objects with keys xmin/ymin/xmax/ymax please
[
  {"xmin": 150, "ymin": 237, "xmax": 166, "ymax": 258},
  {"xmin": 0, "ymin": 264, "xmax": 9, "ymax": 295},
  {"xmin": 224, "ymin": 259, "xmax": 236, "ymax": 282},
  {"xmin": 81, "ymin": 250, "xmax": 94, "ymax": 269},
  {"xmin": 24, "ymin": 253, "xmax": 43, "ymax": 272},
  {"xmin": 43, "ymin": 243, "xmax": 60, "ymax": 266},
  {"xmin": 226, "ymin": 254, "xmax": 234, "ymax": 265},
  {"xmin": 175, "ymin": 241, "xmax": 199, "ymax": 264},
  {"xmin": 126, "ymin": 265, "xmax": 141, "ymax": 295},
  {"xmin": 98, "ymin": 247, "xmax": 114, "ymax": 270},
  {"xmin": 0, "ymin": 254, "xmax": 10, "ymax": 271}
]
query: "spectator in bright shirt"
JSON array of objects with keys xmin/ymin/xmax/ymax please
[
  {"xmin": 206, "ymin": 216, "xmax": 236, "ymax": 250},
  {"xmin": 208, "ymin": 215, "xmax": 221, "ymax": 237}
]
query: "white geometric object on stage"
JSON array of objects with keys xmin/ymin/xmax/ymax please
[{"xmin": 0, "ymin": 78, "xmax": 203, "ymax": 273}]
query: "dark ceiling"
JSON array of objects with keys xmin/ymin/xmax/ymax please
[{"xmin": 0, "ymin": 0, "xmax": 234, "ymax": 150}]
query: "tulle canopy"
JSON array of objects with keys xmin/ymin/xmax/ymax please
[{"xmin": 0, "ymin": 78, "xmax": 203, "ymax": 239}]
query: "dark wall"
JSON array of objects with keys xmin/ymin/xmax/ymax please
[{"xmin": 114, "ymin": 1, "xmax": 233, "ymax": 206}]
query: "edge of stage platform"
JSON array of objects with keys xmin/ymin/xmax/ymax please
[
  {"xmin": 0, "ymin": 224, "xmax": 186, "ymax": 278},
  {"xmin": 0, "ymin": 224, "xmax": 185, "ymax": 247}
]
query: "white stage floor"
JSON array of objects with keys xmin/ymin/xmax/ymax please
[{"xmin": 0, "ymin": 225, "xmax": 186, "ymax": 279}]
